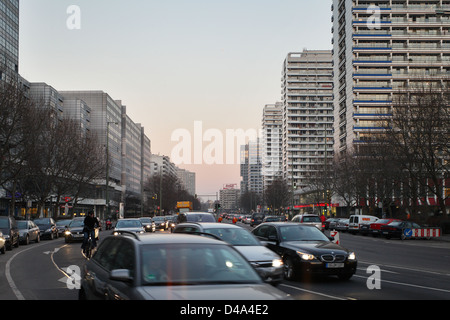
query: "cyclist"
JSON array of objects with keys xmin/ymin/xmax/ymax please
[{"xmin": 81, "ymin": 211, "xmax": 100, "ymax": 253}]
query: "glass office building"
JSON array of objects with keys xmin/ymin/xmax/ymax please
[{"xmin": 0, "ymin": 0, "xmax": 19, "ymax": 81}]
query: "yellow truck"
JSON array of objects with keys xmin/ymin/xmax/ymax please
[{"xmin": 177, "ymin": 201, "xmax": 193, "ymax": 214}]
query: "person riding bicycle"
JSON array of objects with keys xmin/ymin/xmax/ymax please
[{"xmin": 81, "ymin": 211, "xmax": 100, "ymax": 253}]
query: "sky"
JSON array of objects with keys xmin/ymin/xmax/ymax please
[{"xmin": 18, "ymin": 0, "xmax": 333, "ymax": 199}]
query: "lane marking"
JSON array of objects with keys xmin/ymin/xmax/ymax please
[
  {"xmin": 358, "ymin": 260, "xmax": 450, "ymax": 277},
  {"xmin": 279, "ymin": 283, "xmax": 350, "ymax": 300}
]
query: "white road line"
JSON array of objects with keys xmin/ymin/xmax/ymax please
[
  {"xmin": 358, "ymin": 260, "xmax": 450, "ymax": 277},
  {"xmin": 279, "ymin": 283, "xmax": 350, "ymax": 300},
  {"xmin": 5, "ymin": 243, "xmax": 48, "ymax": 300}
]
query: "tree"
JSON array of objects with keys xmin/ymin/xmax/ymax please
[{"xmin": 264, "ymin": 178, "xmax": 290, "ymax": 213}]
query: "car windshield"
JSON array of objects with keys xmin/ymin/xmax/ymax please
[
  {"xmin": 17, "ymin": 221, "xmax": 28, "ymax": 229},
  {"xmin": 140, "ymin": 218, "xmax": 152, "ymax": 223},
  {"xmin": 302, "ymin": 216, "xmax": 320, "ymax": 222},
  {"xmin": 186, "ymin": 214, "xmax": 215, "ymax": 222},
  {"xmin": 140, "ymin": 243, "xmax": 261, "ymax": 286},
  {"xmin": 116, "ymin": 220, "xmax": 142, "ymax": 228},
  {"xmin": 387, "ymin": 221, "xmax": 403, "ymax": 227},
  {"xmin": 279, "ymin": 225, "xmax": 330, "ymax": 242},
  {"xmin": 153, "ymin": 217, "xmax": 165, "ymax": 222},
  {"xmin": 69, "ymin": 220, "xmax": 84, "ymax": 228},
  {"xmin": 203, "ymin": 227, "xmax": 260, "ymax": 246},
  {"xmin": 56, "ymin": 220, "xmax": 70, "ymax": 226},
  {"xmin": 0, "ymin": 219, "xmax": 8, "ymax": 228},
  {"xmin": 374, "ymin": 219, "xmax": 391, "ymax": 224},
  {"xmin": 34, "ymin": 219, "xmax": 50, "ymax": 226}
]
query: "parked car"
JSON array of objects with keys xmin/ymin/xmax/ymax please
[
  {"xmin": 139, "ymin": 217, "xmax": 156, "ymax": 233},
  {"xmin": 324, "ymin": 218, "xmax": 342, "ymax": 230},
  {"xmin": 176, "ymin": 212, "xmax": 216, "ymax": 224},
  {"xmin": 0, "ymin": 231, "xmax": 6, "ymax": 254},
  {"xmin": 252, "ymin": 222, "xmax": 357, "ymax": 281},
  {"xmin": 360, "ymin": 218, "xmax": 402, "ymax": 237},
  {"xmin": 34, "ymin": 218, "xmax": 58, "ymax": 240},
  {"xmin": 64, "ymin": 218, "xmax": 87, "ymax": 243},
  {"xmin": 0, "ymin": 216, "xmax": 20, "ymax": 250},
  {"xmin": 173, "ymin": 222, "xmax": 284, "ymax": 285},
  {"xmin": 335, "ymin": 218, "xmax": 349, "ymax": 232},
  {"xmin": 291, "ymin": 214, "xmax": 324, "ymax": 232},
  {"xmin": 79, "ymin": 233, "xmax": 290, "ymax": 300},
  {"xmin": 380, "ymin": 220, "xmax": 422, "ymax": 240},
  {"xmin": 17, "ymin": 220, "xmax": 41, "ymax": 245},
  {"xmin": 348, "ymin": 215, "xmax": 378, "ymax": 234},
  {"xmin": 113, "ymin": 218, "xmax": 145, "ymax": 235},
  {"xmin": 250, "ymin": 213, "xmax": 265, "ymax": 227},
  {"xmin": 56, "ymin": 219, "xmax": 72, "ymax": 236}
]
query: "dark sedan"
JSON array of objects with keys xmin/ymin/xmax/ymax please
[
  {"xmin": 380, "ymin": 220, "xmax": 422, "ymax": 240},
  {"xmin": 252, "ymin": 222, "xmax": 357, "ymax": 281},
  {"xmin": 33, "ymin": 218, "xmax": 58, "ymax": 240}
]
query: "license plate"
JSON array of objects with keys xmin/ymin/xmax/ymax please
[
  {"xmin": 74, "ymin": 234, "xmax": 84, "ymax": 238},
  {"xmin": 326, "ymin": 263, "xmax": 344, "ymax": 268}
]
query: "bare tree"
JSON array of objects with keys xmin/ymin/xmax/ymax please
[{"xmin": 264, "ymin": 177, "xmax": 290, "ymax": 213}]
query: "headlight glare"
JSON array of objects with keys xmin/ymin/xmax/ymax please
[{"xmin": 297, "ymin": 251, "xmax": 315, "ymax": 261}]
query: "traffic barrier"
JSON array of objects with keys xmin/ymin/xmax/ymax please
[
  {"xmin": 330, "ymin": 230, "xmax": 340, "ymax": 245},
  {"xmin": 412, "ymin": 228, "xmax": 441, "ymax": 238}
]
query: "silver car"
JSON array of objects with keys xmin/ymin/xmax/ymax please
[
  {"xmin": 17, "ymin": 220, "xmax": 40, "ymax": 245},
  {"xmin": 113, "ymin": 218, "xmax": 145, "ymax": 235},
  {"xmin": 80, "ymin": 233, "xmax": 290, "ymax": 300},
  {"xmin": 173, "ymin": 223, "xmax": 284, "ymax": 285},
  {"xmin": 292, "ymin": 214, "xmax": 324, "ymax": 232}
]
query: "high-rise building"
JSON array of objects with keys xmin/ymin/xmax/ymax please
[
  {"xmin": 0, "ymin": 0, "xmax": 19, "ymax": 82},
  {"xmin": 176, "ymin": 168, "xmax": 196, "ymax": 197},
  {"xmin": 261, "ymin": 102, "xmax": 283, "ymax": 191},
  {"xmin": 332, "ymin": 0, "xmax": 450, "ymax": 156},
  {"xmin": 240, "ymin": 140, "xmax": 263, "ymax": 197},
  {"xmin": 281, "ymin": 50, "xmax": 334, "ymax": 192}
]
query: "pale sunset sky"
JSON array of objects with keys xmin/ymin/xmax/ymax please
[{"xmin": 19, "ymin": 0, "xmax": 332, "ymax": 198}]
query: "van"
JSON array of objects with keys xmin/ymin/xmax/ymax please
[{"xmin": 348, "ymin": 215, "xmax": 378, "ymax": 234}]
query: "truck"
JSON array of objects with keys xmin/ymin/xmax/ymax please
[{"xmin": 177, "ymin": 201, "xmax": 193, "ymax": 214}]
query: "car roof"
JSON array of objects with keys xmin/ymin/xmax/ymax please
[
  {"xmin": 178, "ymin": 222, "xmax": 241, "ymax": 229},
  {"xmin": 259, "ymin": 222, "xmax": 317, "ymax": 227},
  {"xmin": 114, "ymin": 233, "xmax": 228, "ymax": 245}
]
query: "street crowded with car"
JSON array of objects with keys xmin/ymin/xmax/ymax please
[{"xmin": 0, "ymin": 213, "xmax": 449, "ymax": 305}]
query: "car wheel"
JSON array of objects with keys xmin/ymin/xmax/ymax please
[
  {"xmin": 283, "ymin": 257, "xmax": 297, "ymax": 281},
  {"xmin": 35, "ymin": 234, "xmax": 40, "ymax": 243},
  {"xmin": 14, "ymin": 237, "xmax": 19, "ymax": 248},
  {"xmin": 0, "ymin": 246, "xmax": 5, "ymax": 254},
  {"xmin": 24, "ymin": 235, "xmax": 29, "ymax": 245}
]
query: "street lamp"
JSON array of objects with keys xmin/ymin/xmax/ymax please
[{"xmin": 105, "ymin": 121, "xmax": 118, "ymax": 221}]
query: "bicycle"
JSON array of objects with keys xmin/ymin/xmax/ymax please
[{"xmin": 82, "ymin": 228, "xmax": 98, "ymax": 260}]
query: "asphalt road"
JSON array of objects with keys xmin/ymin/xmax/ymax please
[{"xmin": 0, "ymin": 227, "xmax": 449, "ymax": 301}]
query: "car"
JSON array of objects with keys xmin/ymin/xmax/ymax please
[
  {"xmin": 380, "ymin": 220, "xmax": 422, "ymax": 240},
  {"xmin": 64, "ymin": 218, "xmax": 87, "ymax": 243},
  {"xmin": 139, "ymin": 217, "xmax": 156, "ymax": 233},
  {"xmin": 173, "ymin": 222, "xmax": 284, "ymax": 285},
  {"xmin": 0, "ymin": 231, "xmax": 6, "ymax": 254},
  {"xmin": 263, "ymin": 215, "xmax": 286, "ymax": 223},
  {"xmin": 335, "ymin": 218, "xmax": 349, "ymax": 232},
  {"xmin": 252, "ymin": 222, "xmax": 357, "ymax": 281},
  {"xmin": 17, "ymin": 220, "xmax": 41, "ymax": 245},
  {"xmin": 250, "ymin": 213, "xmax": 265, "ymax": 227},
  {"xmin": 360, "ymin": 218, "xmax": 402, "ymax": 237},
  {"xmin": 348, "ymin": 215, "xmax": 378, "ymax": 234},
  {"xmin": 242, "ymin": 215, "xmax": 252, "ymax": 224},
  {"xmin": 166, "ymin": 215, "xmax": 177, "ymax": 232},
  {"xmin": 324, "ymin": 218, "xmax": 342, "ymax": 230},
  {"xmin": 176, "ymin": 212, "xmax": 216, "ymax": 224},
  {"xmin": 152, "ymin": 216, "xmax": 169, "ymax": 230},
  {"xmin": 33, "ymin": 217, "xmax": 58, "ymax": 240},
  {"xmin": 56, "ymin": 219, "xmax": 72, "ymax": 236},
  {"xmin": 113, "ymin": 218, "xmax": 145, "ymax": 235},
  {"xmin": 0, "ymin": 216, "xmax": 20, "ymax": 250},
  {"xmin": 79, "ymin": 233, "xmax": 291, "ymax": 300},
  {"xmin": 291, "ymin": 214, "xmax": 324, "ymax": 232}
]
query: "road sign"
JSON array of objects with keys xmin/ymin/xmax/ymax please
[
  {"xmin": 403, "ymin": 228, "xmax": 412, "ymax": 238},
  {"xmin": 330, "ymin": 230, "xmax": 340, "ymax": 245}
]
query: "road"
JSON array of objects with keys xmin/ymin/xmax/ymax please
[{"xmin": 0, "ymin": 226, "xmax": 449, "ymax": 300}]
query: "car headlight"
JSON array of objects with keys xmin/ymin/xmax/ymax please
[
  {"xmin": 348, "ymin": 252, "xmax": 356, "ymax": 261},
  {"xmin": 272, "ymin": 259, "xmax": 283, "ymax": 268},
  {"xmin": 113, "ymin": 231, "xmax": 119, "ymax": 236},
  {"xmin": 297, "ymin": 251, "xmax": 316, "ymax": 261},
  {"xmin": 64, "ymin": 230, "xmax": 71, "ymax": 236}
]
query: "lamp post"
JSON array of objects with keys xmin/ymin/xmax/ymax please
[{"xmin": 105, "ymin": 121, "xmax": 118, "ymax": 221}]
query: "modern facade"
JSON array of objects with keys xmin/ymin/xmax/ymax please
[
  {"xmin": 176, "ymin": 168, "xmax": 196, "ymax": 196},
  {"xmin": 240, "ymin": 140, "xmax": 263, "ymax": 197},
  {"xmin": 219, "ymin": 186, "xmax": 240, "ymax": 211},
  {"xmin": 0, "ymin": 0, "xmax": 19, "ymax": 82},
  {"xmin": 281, "ymin": 50, "xmax": 334, "ymax": 192},
  {"xmin": 332, "ymin": 0, "xmax": 450, "ymax": 156},
  {"xmin": 261, "ymin": 102, "xmax": 283, "ymax": 191},
  {"xmin": 29, "ymin": 82, "xmax": 64, "ymax": 121}
]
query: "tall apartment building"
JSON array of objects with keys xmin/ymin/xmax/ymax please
[
  {"xmin": 240, "ymin": 140, "xmax": 263, "ymax": 197},
  {"xmin": 219, "ymin": 186, "xmax": 240, "ymax": 211},
  {"xmin": 261, "ymin": 102, "xmax": 283, "ymax": 191},
  {"xmin": 332, "ymin": 0, "xmax": 450, "ymax": 156},
  {"xmin": 176, "ymin": 168, "xmax": 196, "ymax": 196},
  {"xmin": 281, "ymin": 50, "xmax": 334, "ymax": 192},
  {"xmin": 0, "ymin": 0, "xmax": 19, "ymax": 81}
]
